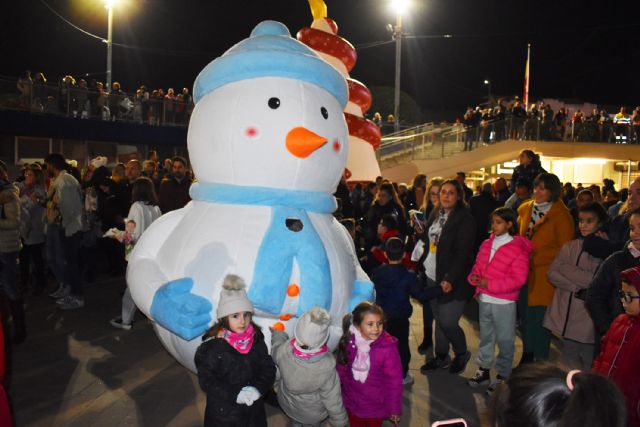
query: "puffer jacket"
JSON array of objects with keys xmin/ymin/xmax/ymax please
[
  {"xmin": 592, "ymin": 314, "xmax": 640, "ymax": 427},
  {"xmin": 194, "ymin": 328, "xmax": 276, "ymax": 427},
  {"xmin": 336, "ymin": 331, "xmax": 402, "ymax": 419},
  {"xmin": 467, "ymin": 234, "xmax": 533, "ymax": 301},
  {"xmin": 0, "ymin": 181, "xmax": 21, "ymax": 253},
  {"xmin": 544, "ymin": 238, "xmax": 601, "ymax": 343},
  {"xmin": 271, "ymin": 330, "xmax": 347, "ymax": 426}
]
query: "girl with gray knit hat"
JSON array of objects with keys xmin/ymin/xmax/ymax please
[
  {"xmin": 194, "ymin": 275, "xmax": 276, "ymax": 427},
  {"xmin": 271, "ymin": 307, "xmax": 348, "ymax": 427}
]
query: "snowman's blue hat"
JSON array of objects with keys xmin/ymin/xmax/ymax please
[{"xmin": 193, "ymin": 20, "xmax": 348, "ymax": 107}]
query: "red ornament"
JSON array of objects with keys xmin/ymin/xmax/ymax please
[
  {"xmin": 347, "ymin": 78, "xmax": 373, "ymax": 113},
  {"xmin": 296, "ymin": 27, "xmax": 357, "ymax": 72},
  {"xmin": 344, "ymin": 113, "xmax": 382, "ymax": 149}
]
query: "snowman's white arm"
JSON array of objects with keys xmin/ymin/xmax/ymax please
[{"xmin": 127, "ymin": 209, "xmax": 186, "ymax": 318}]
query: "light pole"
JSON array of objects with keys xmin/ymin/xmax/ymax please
[
  {"xmin": 484, "ymin": 79, "xmax": 491, "ymax": 105},
  {"xmin": 104, "ymin": 0, "xmax": 116, "ymax": 92},
  {"xmin": 390, "ymin": 0, "xmax": 409, "ymax": 133}
]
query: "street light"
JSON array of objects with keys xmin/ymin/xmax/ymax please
[
  {"xmin": 484, "ymin": 79, "xmax": 491, "ymax": 105},
  {"xmin": 390, "ymin": 0, "xmax": 410, "ymax": 133},
  {"xmin": 103, "ymin": 0, "xmax": 119, "ymax": 92}
]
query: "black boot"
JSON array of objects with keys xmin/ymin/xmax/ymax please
[{"xmin": 9, "ymin": 298, "xmax": 26, "ymax": 344}]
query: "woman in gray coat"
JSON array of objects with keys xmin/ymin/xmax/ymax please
[{"xmin": 543, "ymin": 202, "xmax": 607, "ymax": 368}]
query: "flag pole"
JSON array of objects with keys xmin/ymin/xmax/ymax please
[{"xmin": 523, "ymin": 43, "xmax": 530, "ymax": 112}]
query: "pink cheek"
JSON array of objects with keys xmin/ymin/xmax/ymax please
[
  {"xmin": 333, "ymin": 140, "xmax": 341, "ymax": 152},
  {"xmin": 244, "ymin": 126, "xmax": 259, "ymax": 140}
]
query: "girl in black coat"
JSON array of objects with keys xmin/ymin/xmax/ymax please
[{"xmin": 194, "ymin": 275, "xmax": 276, "ymax": 427}]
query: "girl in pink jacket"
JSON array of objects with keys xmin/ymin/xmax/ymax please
[{"xmin": 467, "ymin": 207, "xmax": 533, "ymax": 393}]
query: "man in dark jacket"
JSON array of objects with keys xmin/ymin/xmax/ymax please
[
  {"xmin": 456, "ymin": 172, "xmax": 473, "ymax": 203},
  {"xmin": 584, "ymin": 178, "xmax": 640, "ymax": 261},
  {"xmin": 469, "ymin": 183, "xmax": 500, "ymax": 254},
  {"xmin": 159, "ymin": 157, "xmax": 192, "ymax": 214}
]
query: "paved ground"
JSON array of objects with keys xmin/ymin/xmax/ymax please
[{"xmin": 6, "ymin": 275, "xmax": 555, "ymax": 427}]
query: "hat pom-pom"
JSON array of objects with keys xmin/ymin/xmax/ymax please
[
  {"xmin": 308, "ymin": 307, "xmax": 330, "ymax": 325},
  {"xmin": 223, "ymin": 274, "xmax": 246, "ymax": 291}
]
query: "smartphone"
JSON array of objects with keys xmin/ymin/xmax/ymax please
[{"xmin": 431, "ymin": 419, "xmax": 468, "ymax": 427}]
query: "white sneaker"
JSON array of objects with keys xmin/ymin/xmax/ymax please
[
  {"xmin": 59, "ymin": 296, "xmax": 85, "ymax": 310},
  {"xmin": 403, "ymin": 373, "xmax": 415, "ymax": 385},
  {"xmin": 49, "ymin": 284, "xmax": 70, "ymax": 299}
]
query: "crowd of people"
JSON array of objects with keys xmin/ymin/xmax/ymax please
[
  {"xmin": 460, "ymin": 98, "xmax": 640, "ymax": 149},
  {"xmin": 0, "ymin": 150, "xmax": 193, "ymax": 332},
  {"xmin": 3, "ymin": 145, "xmax": 640, "ymax": 426},
  {"xmin": 14, "ymin": 70, "xmax": 193, "ymax": 125},
  {"xmin": 184, "ymin": 147, "xmax": 639, "ymax": 426}
]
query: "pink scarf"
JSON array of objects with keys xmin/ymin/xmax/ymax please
[
  {"xmin": 350, "ymin": 325, "xmax": 374, "ymax": 383},
  {"xmin": 290, "ymin": 338, "xmax": 328, "ymax": 359},
  {"xmin": 220, "ymin": 323, "xmax": 255, "ymax": 354}
]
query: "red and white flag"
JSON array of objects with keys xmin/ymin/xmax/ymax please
[{"xmin": 523, "ymin": 43, "xmax": 530, "ymax": 111}]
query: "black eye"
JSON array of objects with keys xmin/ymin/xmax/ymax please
[
  {"xmin": 268, "ymin": 97, "xmax": 280, "ymax": 109},
  {"xmin": 321, "ymin": 106, "xmax": 328, "ymax": 119}
]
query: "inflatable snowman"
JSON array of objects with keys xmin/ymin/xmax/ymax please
[{"xmin": 127, "ymin": 20, "xmax": 374, "ymax": 372}]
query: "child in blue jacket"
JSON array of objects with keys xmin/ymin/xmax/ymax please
[{"xmin": 371, "ymin": 237, "xmax": 451, "ymax": 384}]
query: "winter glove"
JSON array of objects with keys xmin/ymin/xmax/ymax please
[{"xmin": 235, "ymin": 386, "xmax": 260, "ymax": 406}]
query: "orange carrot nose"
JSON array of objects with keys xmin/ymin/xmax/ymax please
[{"xmin": 285, "ymin": 127, "xmax": 328, "ymax": 158}]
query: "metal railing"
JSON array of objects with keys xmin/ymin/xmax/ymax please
[
  {"xmin": 377, "ymin": 117, "xmax": 640, "ymax": 169},
  {"xmin": 2, "ymin": 76, "xmax": 193, "ymax": 126}
]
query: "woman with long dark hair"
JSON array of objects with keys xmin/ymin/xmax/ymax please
[{"xmin": 419, "ymin": 179, "xmax": 476, "ymax": 374}]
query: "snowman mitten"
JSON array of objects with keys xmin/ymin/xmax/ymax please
[
  {"xmin": 348, "ymin": 279, "xmax": 375, "ymax": 311},
  {"xmin": 150, "ymin": 277, "xmax": 212, "ymax": 340}
]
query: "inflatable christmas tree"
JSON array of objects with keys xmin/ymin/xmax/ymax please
[{"xmin": 297, "ymin": 0, "xmax": 382, "ymax": 182}]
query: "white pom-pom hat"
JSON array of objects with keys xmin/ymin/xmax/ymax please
[{"xmin": 216, "ymin": 274, "xmax": 255, "ymax": 319}]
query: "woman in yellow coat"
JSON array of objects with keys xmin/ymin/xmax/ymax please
[{"xmin": 517, "ymin": 173, "xmax": 574, "ymax": 362}]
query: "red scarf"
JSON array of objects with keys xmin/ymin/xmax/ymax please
[{"xmin": 220, "ymin": 323, "xmax": 255, "ymax": 354}]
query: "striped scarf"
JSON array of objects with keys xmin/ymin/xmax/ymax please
[{"xmin": 527, "ymin": 201, "xmax": 552, "ymax": 239}]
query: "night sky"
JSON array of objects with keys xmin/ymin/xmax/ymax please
[{"xmin": 2, "ymin": 0, "xmax": 638, "ymax": 118}]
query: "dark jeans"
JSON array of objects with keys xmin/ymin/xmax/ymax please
[
  {"xmin": 63, "ymin": 231, "xmax": 83, "ymax": 296},
  {"xmin": 19, "ymin": 242, "xmax": 46, "ymax": 291},
  {"xmin": 48, "ymin": 224, "xmax": 83, "ymax": 296},
  {"xmin": 0, "ymin": 251, "xmax": 19, "ymax": 301},
  {"xmin": 386, "ymin": 317, "xmax": 410, "ymax": 377}
]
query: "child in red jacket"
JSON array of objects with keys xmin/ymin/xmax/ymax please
[
  {"xmin": 467, "ymin": 207, "xmax": 533, "ymax": 393},
  {"xmin": 593, "ymin": 266, "xmax": 640, "ymax": 427}
]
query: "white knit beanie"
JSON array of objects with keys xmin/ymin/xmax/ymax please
[
  {"xmin": 216, "ymin": 275, "xmax": 254, "ymax": 320},
  {"xmin": 293, "ymin": 307, "xmax": 331, "ymax": 351}
]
